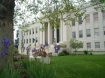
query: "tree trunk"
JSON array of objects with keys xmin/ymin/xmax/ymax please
[{"xmin": 0, "ymin": 0, "xmax": 15, "ymax": 69}]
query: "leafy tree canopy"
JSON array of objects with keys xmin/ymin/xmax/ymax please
[{"xmin": 14, "ymin": 0, "xmax": 87, "ymax": 31}]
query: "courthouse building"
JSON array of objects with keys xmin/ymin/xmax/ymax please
[{"xmin": 18, "ymin": 2, "xmax": 105, "ymax": 54}]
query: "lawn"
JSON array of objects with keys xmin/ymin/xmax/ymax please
[{"xmin": 49, "ymin": 55, "xmax": 105, "ymax": 78}]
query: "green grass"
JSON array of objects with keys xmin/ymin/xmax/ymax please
[{"xmin": 49, "ymin": 55, "xmax": 105, "ymax": 78}]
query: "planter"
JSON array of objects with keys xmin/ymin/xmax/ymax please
[{"xmin": 37, "ymin": 56, "xmax": 50, "ymax": 64}]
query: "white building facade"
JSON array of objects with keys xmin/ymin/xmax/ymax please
[{"xmin": 18, "ymin": 3, "xmax": 105, "ymax": 55}]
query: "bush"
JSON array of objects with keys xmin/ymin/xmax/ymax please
[
  {"xmin": 62, "ymin": 49, "xmax": 69, "ymax": 55},
  {"xmin": 84, "ymin": 50, "xmax": 88, "ymax": 55},
  {"xmin": 90, "ymin": 52, "xmax": 93, "ymax": 55},
  {"xmin": 58, "ymin": 52, "xmax": 66, "ymax": 56},
  {"xmin": 21, "ymin": 60, "xmax": 56, "ymax": 78}
]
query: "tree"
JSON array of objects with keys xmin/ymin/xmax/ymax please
[
  {"xmin": 91, "ymin": 0, "xmax": 105, "ymax": 11},
  {"xmin": 0, "ymin": 0, "xmax": 87, "ymax": 68},
  {"xmin": 70, "ymin": 39, "xmax": 83, "ymax": 54},
  {"xmin": 0, "ymin": 0, "xmax": 15, "ymax": 69}
]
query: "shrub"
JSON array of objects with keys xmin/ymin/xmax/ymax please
[
  {"xmin": 70, "ymin": 39, "xmax": 83, "ymax": 54},
  {"xmin": 90, "ymin": 52, "xmax": 93, "ymax": 55},
  {"xmin": 58, "ymin": 52, "xmax": 66, "ymax": 56},
  {"xmin": 62, "ymin": 49, "xmax": 69, "ymax": 55},
  {"xmin": 21, "ymin": 60, "xmax": 56, "ymax": 78},
  {"xmin": 59, "ymin": 43, "xmax": 66, "ymax": 48},
  {"xmin": 84, "ymin": 50, "xmax": 88, "ymax": 55}
]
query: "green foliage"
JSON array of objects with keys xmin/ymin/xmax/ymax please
[
  {"xmin": 58, "ymin": 52, "xmax": 66, "ymax": 56},
  {"xmin": 91, "ymin": 0, "xmax": 105, "ymax": 11},
  {"xmin": 59, "ymin": 43, "xmax": 66, "ymax": 48},
  {"xmin": 70, "ymin": 38, "xmax": 83, "ymax": 54},
  {"xmin": 62, "ymin": 49, "xmax": 69, "ymax": 55},
  {"xmin": 21, "ymin": 60, "xmax": 56, "ymax": 78},
  {"xmin": 0, "ymin": 66, "xmax": 21, "ymax": 78},
  {"xmin": 58, "ymin": 49, "xmax": 69, "ymax": 56},
  {"xmin": 84, "ymin": 50, "xmax": 88, "ymax": 55},
  {"xmin": 15, "ymin": 0, "xmax": 86, "ymax": 31},
  {"xmin": 90, "ymin": 52, "xmax": 93, "ymax": 55}
]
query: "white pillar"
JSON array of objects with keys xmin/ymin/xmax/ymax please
[
  {"xmin": 60, "ymin": 20, "xmax": 63, "ymax": 42},
  {"xmin": 48, "ymin": 23, "xmax": 51, "ymax": 44},
  {"xmin": 39, "ymin": 27, "xmax": 43, "ymax": 44},
  {"xmin": 43, "ymin": 31, "xmax": 45, "ymax": 44},
  {"xmin": 54, "ymin": 29, "xmax": 57, "ymax": 43}
]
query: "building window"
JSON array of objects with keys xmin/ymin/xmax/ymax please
[
  {"xmin": 32, "ymin": 28, "xmax": 34, "ymax": 34},
  {"xmin": 86, "ymin": 14, "xmax": 90, "ymax": 23},
  {"xmin": 24, "ymin": 39, "xmax": 25, "ymax": 44},
  {"xmin": 29, "ymin": 39, "xmax": 31, "ymax": 43},
  {"xmin": 94, "ymin": 28, "xmax": 99, "ymax": 36},
  {"xmin": 72, "ymin": 31, "xmax": 76, "ymax": 38},
  {"xmin": 36, "ymin": 37, "xmax": 38, "ymax": 42},
  {"xmin": 93, "ymin": 12, "xmax": 98, "ymax": 21},
  {"xmin": 36, "ymin": 28, "xmax": 37, "ymax": 33},
  {"xmin": 86, "ymin": 29, "xmax": 91, "ymax": 37},
  {"xmin": 103, "ymin": 11, "xmax": 105, "ymax": 19},
  {"xmin": 30, "ymin": 29, "xmax": 31, "ymax": 34},
  {"xmin": 78, "ymin": 17, "xmax": 82, "ymax": 24},
  {"xmin": 104, "ymin": 41, "xmax": 105, "ymax": 48},
  {"xmin": 27, "ymin": 39, "xmax": 28, "ymax": 43},
  {"xmin": 79, "ymin": 30, "xmax": 83, "ymax": 38},
  {"xmin": 95, "ymin": 42, "xmax": 100, "ymax": 48},
  {"xmin": 33, "ymin": 38, "xmax": 35, "ymax": 43},
  {"xmin": 72, "ymin": 21, "xmax": 75, "ymax": 26},
  {"xmin": 87, "ymin": 42, "xmax": 91, "ymax": 48},
  {"xmin": 104, "ymin": 27, "xmax": 105, "ymax": 35}
]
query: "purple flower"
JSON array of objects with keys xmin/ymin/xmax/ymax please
[
  {"xmin": 32, "ymin": 48, "xmax": 36, "ymax": 52},
  {"xmin": 55, "ymin": 49, "xmax": 58, "ymax": 53},
  {"xmin": 1, "ymin": 37, "xmax": 10, "ymax": 58},
  {"xmin": 54, "ymin": 44, "xmax": 60, "ymax": 53}
]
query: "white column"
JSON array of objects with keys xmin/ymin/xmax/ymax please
[
  {"xmin": 43, "ymin": 31, "xmax": 45, "ymax": 44},
  {"xmin": 48, "ymin": 23, "xmax": 51, "ymax": 44},
  {"xmin": 39, "ymin": 27, "xmax": 43, "ymax": 44},
  {"xmin": 60, "ymin": 20, "xmax": 63, "ymax": 42},
  {"xmin": 54, "ymin": 29, "xmax": 57, "ymax": 43}
]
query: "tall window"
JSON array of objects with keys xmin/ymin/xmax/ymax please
[
  {"xmin": 95, "ymin": 42, "xmax": 100, "ymax": 48},
  {"xmin": 94, "ymin": 28, "xmax": 99, "ymax": 36},
  {"xmin": 87, "ymin": 42, "xmax": 91, "ymax": 49},
  {"xmin": 24, "ymin": 39, "xmax": 25, "ymax": 44},
  {"xmin": 86, "ymin": 14, "xmax": 90, "ymax": 23},
  {"xmin": 78, "ymin": 17, "xmax": 82, "ymax": 24},
  {"xmin": 27, "ymin": 39, "xmax": 28, "ymax": 43},
  {"xmin": 93, "ymin": 12, "xmax": 98, "ymax": 21},
  {"xmin": 33, "ymin": 38, "xmax": 35, "ymax": 43},
  {"xmin": 72, "ymin": 31, "xmax": 76, "ymax": 38},
  {"xmin": 30, "ymin": 29, "xmax": 31, "ymax": 34},
  {"xmin": 79, "ymin": 30, "xmax": 83, "ymax": 38},
  {"xmin": 36, "ymin": 28, "xmax": 38, "ymax": 33},
  {"xmin": 86, "ymin": 29, "xmax": 91, "ymax": 37},
  {"xmin": 29, "ymin": 39, "xmax": 31, "ymax": 43},
  {"xmin": 103, "ymin": 27, "xmax": 105, "ymax": 35},
  {"xmin": 104, "ymin": 41, "xmax": 105, "ymax": 48},
  {"xmin": 103, "ymin": 11, "xmax": 105, "ymax": 19},
  {"xmin": 36, "ymin": 37, "xmax": 38, "ymax": 42},
  {"xmin": 32, "ymin": 28, "xmax": 34, "ymax": 34},
  {"xmin": 72, "ymin": 21, "xmax": 75, "ymax": 26}
]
